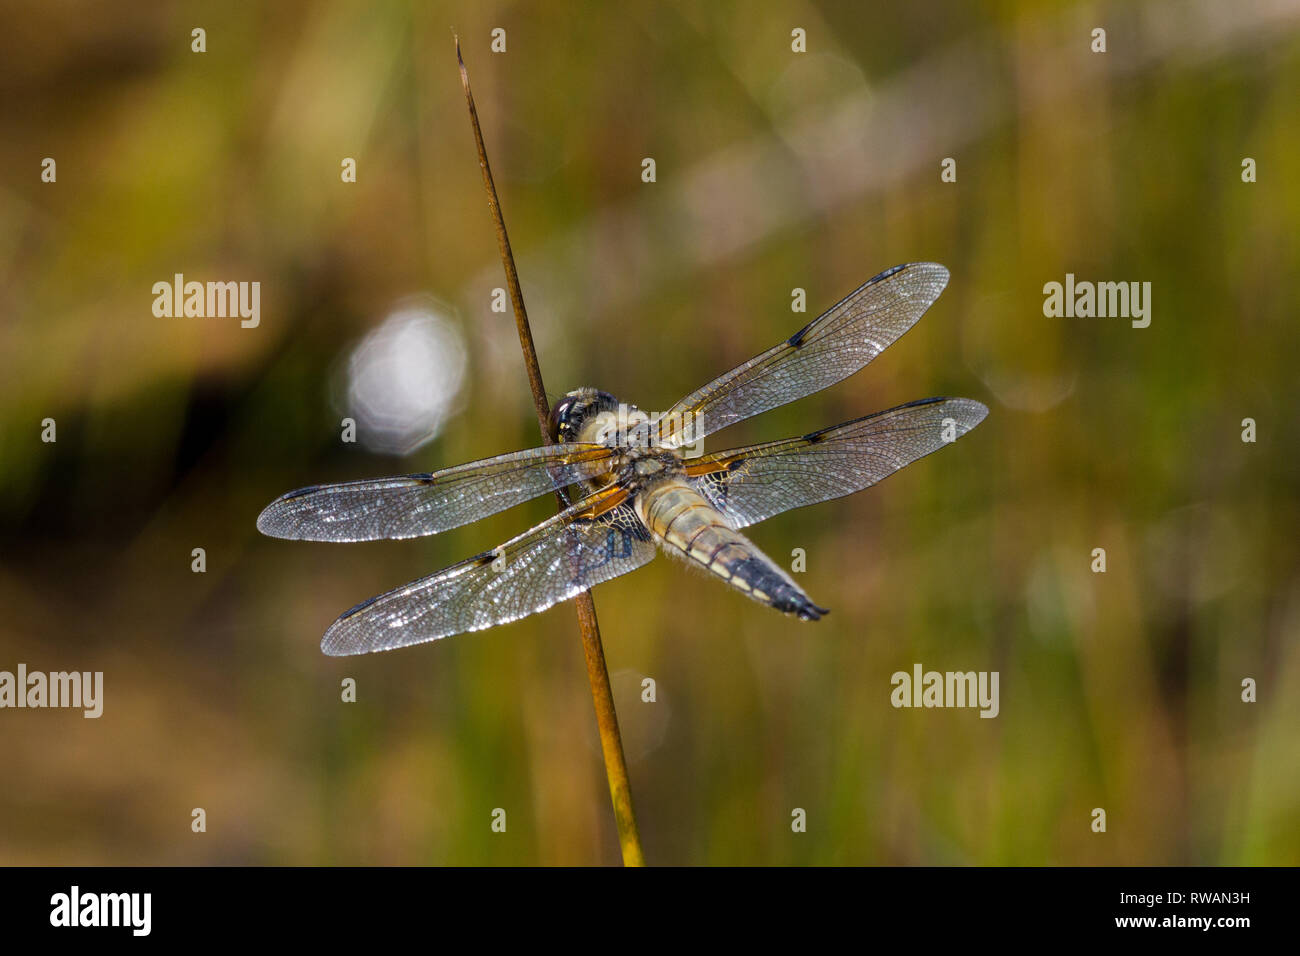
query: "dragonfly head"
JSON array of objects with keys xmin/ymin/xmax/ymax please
[{"xmin": 549, "ymin": 388, "xmax": 621, "ymax": 444}]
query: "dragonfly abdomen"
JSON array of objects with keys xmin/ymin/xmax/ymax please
[{"xmin": 635, "ymin": 479, "xmax": 828, "ymax": 621}]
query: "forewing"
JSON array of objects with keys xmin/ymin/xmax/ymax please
[
  {"xmin": 320, "ymin": 489, "xmax": 655, "ymax": 655},
  {"xmin": 659, "ymin": 263, "xmax": 949, "ymax": 448},
  {"xmin": 688, "ymin": 397, "xmax": 987, "ymax": 528},
  {"xmin": 257, "ymin": 443, "xmax": 616, "ymax": 542}
]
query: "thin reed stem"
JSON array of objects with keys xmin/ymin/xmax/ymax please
[{"xmin": 455, "ymin": 35, "xmax": 645, "ymax": 867}]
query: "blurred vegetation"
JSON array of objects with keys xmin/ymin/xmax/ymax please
[{"xmin": 1, "ymin": 0, "xmax": 1297, "ymax": 864}]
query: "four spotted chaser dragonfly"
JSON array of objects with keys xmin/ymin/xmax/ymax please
[{"xmin": 258, "ymin": 262, "xmax": 987, "ymax": 656}]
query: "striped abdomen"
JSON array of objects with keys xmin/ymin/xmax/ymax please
[{"xmin": 634, "ymin": 478, "xmax": 827, "ymax": 621}]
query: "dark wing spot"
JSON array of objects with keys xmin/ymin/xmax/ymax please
[
  {"xmin": 338, "ymin": 592, "xmax": 384, "ymax": 621},
  {"xmin": 787, "ymin": 318, "xmax": 817, "ymax": 349},
  {"xmin": 788, "ymin": 263, "xmax": 912, "ymax": 349},
  {"xmin": 282, "ymin": 484, "xmax": 326, "ymax": 501},
  {"xmin": 869, "ymin": 263, "xmax": 908, "ymax": 283}
]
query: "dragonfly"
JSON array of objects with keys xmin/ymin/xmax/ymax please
[{"xmin": 258, "ymin": 262, "xmax": 987, "ymax": 656}]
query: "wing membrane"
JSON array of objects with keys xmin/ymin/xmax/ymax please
[
  {"xmin": 257, "ymin": 443, "xmax": 616, "ymax": 542},
  {"xmin": 688, "ymin": 397, "xmax": 987, "ymax": 528},
  {"xmin": 321, "ymin": 488, "xmax": 655, "ymax": 655},
  {"xmin": 660, "ymin": 263, "xmax": 949, "ymax": 448}
]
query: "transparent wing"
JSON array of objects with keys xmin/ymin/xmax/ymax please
[
  {"xmin": 257, "ymin": 443, "xmax": 617, "ymax": 542},
  {"xmin": 659, "ymin": 263, "xmax": 950, "ymax": 448},
  {"xmin": 687, "ymin": 397, "xmax": 987, "ymax": 528},
  {"xmin": 321, "ymin": 488, "xmax": 655, "ymax": 655}
]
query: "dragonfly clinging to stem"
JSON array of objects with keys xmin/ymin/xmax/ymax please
[{"xmin": 258, "ymin": 262, "xmax": 988, "ymax": 655}]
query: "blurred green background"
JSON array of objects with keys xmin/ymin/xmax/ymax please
[{"xmin": 1, "ymin": 0, "xmax": 1298, "ymax": 865}]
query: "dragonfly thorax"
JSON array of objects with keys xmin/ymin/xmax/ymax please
[{"xmin": 613, "ymin": 446, "xmax": 686, "ymax": 493}]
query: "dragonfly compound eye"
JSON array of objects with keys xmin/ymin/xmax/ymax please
[{"xmin": 548, "ymin": 397, "xmax": 576, "ymax": 442}]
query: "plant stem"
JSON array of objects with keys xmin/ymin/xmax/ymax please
[{"xmin": 455, "ymin": 35, "xmax": 645, "ymax": 867}]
